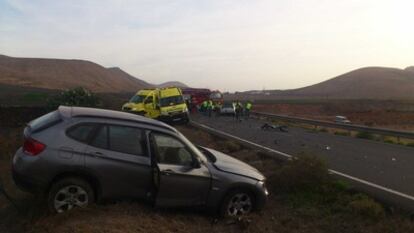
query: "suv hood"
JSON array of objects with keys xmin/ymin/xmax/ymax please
[{"xmin": 203, "ymin": 147, "xmax": 264, "ymax": 181}]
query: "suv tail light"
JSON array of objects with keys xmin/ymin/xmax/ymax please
[{"xmin": 23, "ymin": 137, "xmax": 46, "ymax": 156}]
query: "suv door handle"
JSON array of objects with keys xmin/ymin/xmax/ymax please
[
  {"xmin": 92, "ymin": 152, "xmax": 103, "ymax": 157},
  {"xmin": 162, "ymin": 169, "xmax": 175, "ymax": 176}
]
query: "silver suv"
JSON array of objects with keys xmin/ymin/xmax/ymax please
[{"xmin": 12, "ymin": 106, "xmax": 268, "ymax": 216}]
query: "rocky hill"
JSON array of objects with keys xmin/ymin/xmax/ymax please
[
  {"xmin": 0, "ymin": 55, "xmax": 152, "ymax": 93},
  {"xmin": 236, "ymin": 66, "xmax": 414, "ymax": 100}
]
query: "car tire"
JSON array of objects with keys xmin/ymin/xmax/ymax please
[
  {"xmin": 48, "ymin": 177, "xmax": 94, "ymax": 213},
  {"xmin": 220, "ymin": 189, "xmax": 255, "ymax": 217}
]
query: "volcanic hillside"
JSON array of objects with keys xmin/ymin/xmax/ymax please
[
  {"xmin": 284, "ymin": 67, "xmax": 414, "ymax": 99},
  {"xmin": 157, "ymin": 81, "xmax": 188, "ymax": 88},
  {"xmin": 0, "ymin": 55, "xmax": 152, "ymax": 93},
  {"xmin": 237, "ymin": 66, "xmax": 414, "ymax": 100}
]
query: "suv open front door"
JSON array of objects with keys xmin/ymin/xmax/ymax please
[{"xmin": 150, "ymin": 132, "xmax": 211, "ymax": 207}]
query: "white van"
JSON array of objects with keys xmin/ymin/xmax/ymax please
[{"xmin": 335, "ymin": 116, "xmax": 351, "ymax": 124}]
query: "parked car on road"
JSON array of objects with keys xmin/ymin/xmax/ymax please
[
  {"xmin": 12, "ymin": 106, "xmax": 268, "ymax": 216},
  {"xmin": 335, "ymin": 115, "xmax": 351, "ymax": 124},
  {"xmin": 220, "ymin": 102, "xmax": 236, "ymax": 116}
]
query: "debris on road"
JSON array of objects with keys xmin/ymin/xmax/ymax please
[{"xmin": 261, "ymin": 123, "xmax": 289, "ymax": 132}]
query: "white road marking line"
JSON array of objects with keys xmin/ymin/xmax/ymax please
[
  {"xmin": 328, "ymin": 170, "xmax": 414, "ymax": 201},
  {"xmin": 191, "ymin": 121, "xmax": 414, "ymax": 202}
]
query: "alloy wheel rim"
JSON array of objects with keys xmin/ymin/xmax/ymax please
[
  {"xmin": 226, "ymin": 193, "xmax": 252, "ymax": 216},
  {"xmin": 54, "ymin": 185, "xmax": 88, "ymax": 213}
]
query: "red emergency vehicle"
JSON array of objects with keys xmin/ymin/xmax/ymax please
[{"xmin": 182, "ymin": 88, "xmax": 223, "ymax": 112}]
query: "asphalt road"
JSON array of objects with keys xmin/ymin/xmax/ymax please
[{"xmin": 191, "ymin": 113, "xmax": 414, "ymax": 197}]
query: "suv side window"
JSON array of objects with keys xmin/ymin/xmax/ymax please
[
  {"xmin": 89, "ymin": 124, "xmax": 146, "ymax": 157},
  {"xmin": 109, "ymin": 125, "xmax": 145, "ymax": 156},
  {"xmin": 153, "ymin": 133, "xmax": 193, "ymax": 166},
  {"xmin": 91, "ymin": 125, "xmax": 108, "ymax": 149},
  {"xmin": 67, "ymin": 123, "xmax": 96, "ymax": 143}
]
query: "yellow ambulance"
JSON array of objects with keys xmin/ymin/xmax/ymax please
[{"xmin": 122, "ymin": 87, "xmax": 189, "ymax": 123}]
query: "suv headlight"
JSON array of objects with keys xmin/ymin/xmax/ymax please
[
  {"xmin": 258, "ymin": 180, "xmax": 269, "ymax": 195},
  {"xmin": 258, "ymin": 180, "xmax": 265, "ymax": 187}
]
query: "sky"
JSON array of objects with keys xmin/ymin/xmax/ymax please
[{"xmin": 1, "ymin": 0, "xmax": 413, "ymax": 92}]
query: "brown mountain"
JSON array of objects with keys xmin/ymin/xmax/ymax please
[
  {"xmin": 107, "ymin": 67, "xmax": 152, "ymax": 89},
  {"xmin": 405, "ymin": 66, "xmax": 414, "ymax": 73},
  {"xmin": 157, "ymin": 81, "xmax": 188, "ymax": 88},
  {"xmin": 238, "ymin": 66, "xmax": 414, "ymax": 100},
  {"xmin": 284, "ymin": 67, "xmax": 414, "ymax": 99},
  {"xmin": 0, "ymin": 55, "xmax": 152, "ymax": 93}
]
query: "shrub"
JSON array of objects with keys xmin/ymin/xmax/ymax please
[
  {"xmin": 218, "ymin": 140, "xmax": 242, "ymax": 153},
  {"xmin": 334, "ymin": 131, "xmax": 350, "ymax": 136},
  {"xmin": 269, "ymin": 154, "xmax": 331, "ymax": 194},
  {"xmin": 47, "ymin": 87, "xmax": 101, "ymax": 109},
  {"xmin": 406, "ymin": 142, "xmax": 414, "ymax": 147},
  {"xmin": 384, "ymin": 139, "xmax": 396, "ymax": 144},
  {"xmin": 331, "ymin": 180, "xmax": 349, "ymax": 192},
  {"xmin": 348, "ymin": 194, "xmax": 385, "ymax": 220},
  {"xmin": 318, "ymin": 128, "xmax": 328, "ymax": 133},
  {"xmin": 356, "ymin": 131, "xmax": 375, "ymax": 140},
  {"xmin": 21, "ymin": 92, "xmax": 49, "ymax": 104}
]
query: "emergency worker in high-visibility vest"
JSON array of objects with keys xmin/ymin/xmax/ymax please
[
  {"xmin": 235, "ymin": 100, "xmax": 243, "ymax": 121},
  {"xmin": 201, "ymin": 100, "xmax": 208, "ymax": 113},
  {"xmin": 207, "ymin": 100, "xmax": 213, "ymax": 117},
  {"xmin": 245, "ymin": 101, "xmax": 252, "ymax": 118}
]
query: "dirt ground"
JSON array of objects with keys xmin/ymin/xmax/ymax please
[
  {"xmin": 253, "ymin": 101, "xmax": 414, "ymax": 130},
  {"xmin": 1, "ymin": 124, "xmax": 414, "ymax": 233}
]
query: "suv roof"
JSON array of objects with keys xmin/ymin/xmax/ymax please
[{"xmin": 58, "ymin": 106, "xmax": 177, "ymax": 132}]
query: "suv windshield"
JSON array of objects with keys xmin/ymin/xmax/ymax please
[
  {"xmin": 129, "ymin": 95, "xmax": 146, "ymax": 103},
  {"xmin": 160, "ymin": 95, "xmax": 184, "ymax": 107}
]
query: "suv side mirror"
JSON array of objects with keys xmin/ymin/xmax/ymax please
[{"xmin": 192, "ymin": 157, "xmax": 201, "ymax": 169}]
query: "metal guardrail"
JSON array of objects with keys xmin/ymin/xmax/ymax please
[{"xmin": 251, "ymin": 111, "xmax": 414, "ymax": 140}]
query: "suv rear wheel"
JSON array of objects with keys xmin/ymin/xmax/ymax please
[{"xmin": 48, "ymin": 177, "xmax": 94, "ymax": 213}]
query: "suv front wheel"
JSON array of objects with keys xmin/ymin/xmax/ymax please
[
  {"xmin": 220, "ymin": 189, "xmax": 255, "ymax": 217},
  {"xmin": 48, "ymin": 177, "xmax": 95, "ymax": 213}
]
